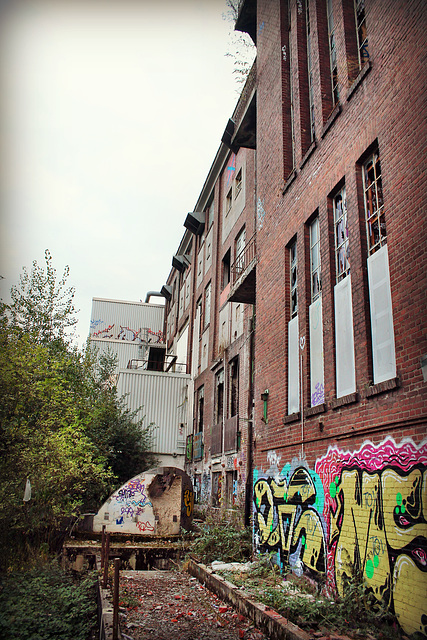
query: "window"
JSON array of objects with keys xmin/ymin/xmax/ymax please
[
  {"xmin": 222, "ymin": 250, "xmax": 231, "ymax": 289},
  {"xmin": 363, "ymin": 151, "xmax": 386, "ymax": 255},
  {"xmin": 207, "ymin": 197, "xmax": 215, "ymax": 229},
  {"xmin": 196, "ymin": 386, "xmax": 204, "ymax": 432},
  {"xmin": 306, "ymin": 0, "xmax": 315, "ymax": 142},
  {"xmin": 215, "ymin": 369, "xmax": 224, "ymax": 424},
  {"xmin": 235, "ymin": 168, "xmax": 242, "ymax": 197},
  {"xmin": 226, "ymin": 188, "xmax": 232, "ymax": 214},
  {"xmin": 204, "ymin": 282, "xmax": 211, "ymax": 328},
  {"xmin": 354, "ymin": 0, "xmax": 368, "ymax": 68},
  {"xmin": 229, "ymin": 358, "xmax": 239, "ymax": 417},
  {"xmin": 333, "ymin": 186, "xmax": 350, "ymax": 281},
  {"xmin": 310, "ymin": 217, "xmax": 321, "ymax": 301},
  {"xmin": 290, "ymin": 239, "xmax": 298, "ymax": 318},
  {"xmin": 234, "ymin": 227, "xmax": 246, "ymax": 275},
  {"xmin": 326, "ymin": 0, "xmax": 339, "ymax": 105}
]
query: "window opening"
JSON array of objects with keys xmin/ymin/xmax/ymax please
[
  {"xmin": 197, "ymin": 386, "xmax": 204, "ymax": 432},
  {"xmin": 363, "ymin": 151, "xmax": 386, "ymax": 255},
  {"xmin": 204, "ymin": 282, "xmax": 211, "ymax": 328},
  {"xmin": 334, "ymin": 186, "xmax": 350, "ymax": 281},
  {"xmin": 229, "ymin": 358, "xmax": 239, "ymax": 417},
  {"xmin": 235, "ymin": 226, "xmax": 246, "ymax": 274},
  {"xmin": 354, "ymin": 0, "xmax": 368, "ymax": 68},
  {"xmin": 222, "ymin": 250, "xmax": 231, "ymax": 289},
  {"xmin": 306, "ymin": 0, "xmax": 315, "ymax": 141},
  {"xmin": 226, "ymin": 188, "xmax": 232, "ymax": 214},
  {"xmin": 215, "ymin": 369, "xmax": 224, "ymax": 424},
  {"xmin": 289, "ymin": 0, "xmax": 296, "ymax": 168},
  {"xmin": 207, "ymin": 197, "xmax": 215, "ymax": 229},
  {"xmin": 290, "ymin": 239, "xmax": 298, "ymax": 318},
  {"xmin": 327, "ymin": 0, "xmax": 339, "ymax": 104},
  {"xmin": 310, "ymin": 217, "xmax": 321, "ymax": 301},
  {"xmin": 235, "ymin": 168, "xmax": 243, "ymax": 197}
]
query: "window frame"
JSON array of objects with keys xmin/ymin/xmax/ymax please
[
  {"xmin": 362, "ymin": 150, "xmax": 386, "ymax": 256},
  {"xmin": 333, "ymin": 186, "xmax": 350, "ymax": 282},
  {"xmin": 309, "ymin": 216, "xmax": 322, "ymax": 302}
]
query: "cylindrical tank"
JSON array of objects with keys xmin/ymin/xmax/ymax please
[{"xmin": 92, "ymin": 467, "xmax": 194, "ymax": 535}]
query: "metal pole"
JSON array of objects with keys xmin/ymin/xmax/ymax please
[
  {"xmin": 300, "ymin": 351, "xmax": 304, "ymax": 459},
  {"xmin": 112, "ymin": 558, "xmax": 120, "ymax": 640},
  {"xmin": 103, "ymin": 532, "xmax": 110, "ymax": 589},
  {"xmin": 101, "ymin": 525, "xmax": 106, "ymax": 569}
]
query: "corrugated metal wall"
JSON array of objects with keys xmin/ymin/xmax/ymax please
[
  {"xmin": 117, "ymin": 370, "xmax": 190, "ymax": 456},
  {"xmin": 90, "ymin": 338, "xmax": 144, "ymax": 370},
  {"xmin": 90, "ymin": 298, "xmax": 164, "ymax": 340}
]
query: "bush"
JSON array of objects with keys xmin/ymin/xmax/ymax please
[
  {"xmin": 190, "ymin": 508, "xmax": 252, "ymax": 564},
  {"xmin": 0, "ymin": 562, "xmax": 97, "ymax": 640}
]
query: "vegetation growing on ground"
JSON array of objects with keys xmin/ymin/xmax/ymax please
[
  {"xmin": 219, "ymin": 555, "xmax": 411, "ymax": 640},
  {"xmin": 0, "ymin": 251, "xmax": 157, "ymax": 570},
  {"xmin": 188, "ymin": 507, "xmax": 252, "ymax": 564},
  {"xmin": 0, "ymin": 563, "xmax": 97, "ymax": 640}
]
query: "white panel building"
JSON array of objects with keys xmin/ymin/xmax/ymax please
[{"xmin": 89, "ymin": 297, "xmax": 190, "ymax": 469}]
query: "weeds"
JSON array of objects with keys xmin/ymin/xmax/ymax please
[
  {"xmin": 0, "ymin": 561, "xmax": 97, "ymax": 640},
  {"xmin": 188, "ymin": 508, "xmax": 252, "ymax": 564},
  {"xmin": 219, "ymin": 557, "xmax": 405, "ymax": 640}
]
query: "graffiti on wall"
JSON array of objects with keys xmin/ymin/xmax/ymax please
[
  {"xmin": 253, "ymin": 460, "xmax": 327, "ymax": 575},
  {"xmin": 91, "ymin": 322, "xmax": 164, "ymax": 343},
  {"xmin": 253, "ymin": 437, "xmax": 427, "ymax": 637}
]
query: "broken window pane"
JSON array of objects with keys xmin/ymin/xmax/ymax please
[
  {"xmin": 363, "ymin": 150, "xmax": 387, "ymax": 255},
  {"xmin": 334, "ymin": 186, "xmax": 350, "ymax": 282}
]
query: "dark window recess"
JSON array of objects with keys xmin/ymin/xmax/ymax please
[
  {"xmin": 229, "ymin": 358, "xmax": 239, "ymax": 417},
  {"xmin": 147, "ymin": 347, "xmax": 165, "ymax": 371},
  {"xmin": 222, "ymin": 249, "xmax": 231, "ymax": 289}
]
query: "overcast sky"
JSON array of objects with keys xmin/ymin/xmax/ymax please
[{"xmin": 0, "ymin": 0, "xmax": 254, "ymax": 346}]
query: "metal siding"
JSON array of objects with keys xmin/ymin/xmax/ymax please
[
  {"xmin": 117, "ymin": 370, "xmax": 190, "ymax": 455},
  {"xmin": 90, "ymin": 298, "xmax": 164, "ymax": 339},
  {"xmin": 90, "ymin": 339, "xmax": 143, "ymax": 370}
]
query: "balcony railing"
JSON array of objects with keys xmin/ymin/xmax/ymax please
[
  {"xmin": 224, "ymin": 415, "xmax": 239, "ymax": 453},
  {"xmin": 230, "ymin": 234, "xmax": 256, "ymax": 286},
  {"xmin": 211, "ymin": 422, "xmax": 223, "ymax": 457}
]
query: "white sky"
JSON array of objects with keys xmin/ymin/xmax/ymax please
[{"xmin": 0, "ymin": 0, "xmax": 254, "ymax": 346}]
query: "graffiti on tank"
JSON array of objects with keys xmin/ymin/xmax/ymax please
[
  {"xmin": 136, "ymin": 520, "xmax": 155, "ymax": 533},
  {"xmin": 184, "ymin": 488, "xmax": 194, "ymax": 517},
  {"xmin": 113, "ymin": 478, "xmax": 152, "ymax": 522},
  {"xmin": 316, "ymin": 437, "xmax": 427, "ymax": 638},
  {"xmin": 253, "ymin": 463, "xmax": 327, "ymax": 576}
]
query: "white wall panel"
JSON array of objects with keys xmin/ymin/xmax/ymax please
[
  {"xmin": 90, "ymin": 298, "xmax": 164, "ymax": 341},
  {"xmin": 334, "ymin": 275, "xmax": 356, "ymax": 397},
  {"xmin": 367, "ymin": 245, "xmax": 396, "ymax": 384},
  {"xmin": 309, "ymin": 297, "xmax": 324, "ymax": 406},
  {"xmin": 288, "ymin": 316, "xmax": 299, "ymax": 414},
  {"xmin": 117, "ymin": 370, "xmax": 190, "ymax": 456}
]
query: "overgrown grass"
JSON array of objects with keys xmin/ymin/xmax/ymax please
[
  {"xmin": 0, "ymin": 562, "xmax": 97, "ymax": 640},
  {"xmin": 219, "ymin": 557, "xmax": 407, "ymax": 640},
  {"xmin": 188, "ymin": 508, "xmax": 252, "ymax": 564}
]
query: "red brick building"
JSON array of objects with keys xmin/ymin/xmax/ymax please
[
  {"xmin": 233, "ymin": 0, "xmax": 426, "ymax": 636},
  {"xmin": 162, "ymin": 0, "xmax": 426, "ymax": 634}
]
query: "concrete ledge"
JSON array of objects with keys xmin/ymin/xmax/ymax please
[
  {"xmin": 187, "ymin": 558, "xmax": 312, "ymax": 640},
  {"xmin": 96, "ymin": 557, "xmax": 120, "ymax": 640}
]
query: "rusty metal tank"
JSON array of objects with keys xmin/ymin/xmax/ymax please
[{"xmin": 92, "ymin": 467, "xmax": 194, "ymax": 536}]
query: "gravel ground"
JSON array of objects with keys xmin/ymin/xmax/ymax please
[{"xmin": 118, "ymin": 570, "xmax": 270, "ymax": 640}]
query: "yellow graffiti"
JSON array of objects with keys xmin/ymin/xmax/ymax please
[
  {"xmin": 331, "ymin": 467, "xmax": 427, "ymax": 637},
  {"xmin": 184, "ymin": 488, "xmax": 194, "ymax": 517},
  {"xmin": 254, "ymin": 467, "xmax": 326, "ymax": 574}
]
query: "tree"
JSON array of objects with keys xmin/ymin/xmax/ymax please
[
  {"xmin": 0, "ymin": 255, "xmax": 158, "ymax": 569},
  {"xmin": 8, "ymin": 249, "xmax": 78, "ymax": 346},
  {"xmin": 223, "ymin": 0, "xmax": 256, "ymax": 90}
]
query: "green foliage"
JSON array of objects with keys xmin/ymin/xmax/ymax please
[
  {"xmin": 190, "ymin": 509, "xmax": 252, "ymax": 564},
  {"xmin": 221, "ymin": 559, "xmax": 402, "ymax": 639},
  {"xmin": 0, "ymin": 254, "xmax": 157, "ymax": 569},
  {"xmin": 0, "ymin": 563, "xmax": 97, "ymax": 640},
  {"xmin": 8, "ymin": 249, "xmax": 78, "ymax": 347}
]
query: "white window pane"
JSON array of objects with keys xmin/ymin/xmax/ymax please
[
  {"xmin": 288, "ymin": 316, "xmax": 299, "ymax": 414},
  {"xmin": 334, "ymin": 275, "xmax": 356, "ymax": 397},
  {"xmin": 367, "ymin": 245, "xmax": 396, "ymax": 384},
  {"xmin": 309, "ymin": 297, "xmax": 324, "ymax": 406}
]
